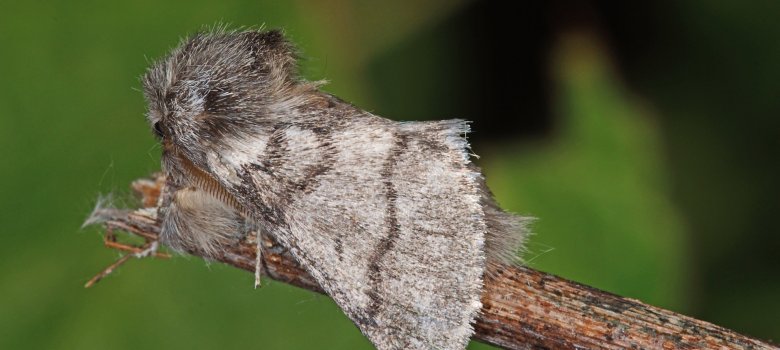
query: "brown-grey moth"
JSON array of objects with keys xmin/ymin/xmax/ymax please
[{"xmin": 142, "ymin": 28, "xmax": 530, "ymax": 350}]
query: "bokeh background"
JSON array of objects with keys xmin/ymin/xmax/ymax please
[{"xmin": 1, "ymin": 1, "xmax": 778, "ymax": 348}]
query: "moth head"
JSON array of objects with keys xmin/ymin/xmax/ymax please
[{"xmin": 142, "ymin": 29, "xmax": 298, "ymax": 167}]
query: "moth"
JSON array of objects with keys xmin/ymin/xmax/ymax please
[{"xmin": 142, "ymin": 28, "xmax": 529, "ymax": 350}]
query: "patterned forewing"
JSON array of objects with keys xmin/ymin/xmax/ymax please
[{"xmin": 236, "ymin": 118, "xmax": 486, "ymax": 350}]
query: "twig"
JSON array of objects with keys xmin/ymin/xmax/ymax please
[{"xmin": 85, "ymin": 175, "xmax": 778, "ymax": 349}]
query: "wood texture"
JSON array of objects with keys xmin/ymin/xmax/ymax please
[{"xmin": 88, "ymin": 176, "xmax": 778, "ymax": 350}]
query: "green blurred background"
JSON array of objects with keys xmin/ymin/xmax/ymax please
[{"xmin": 1, "ymin": 1, "xmax": 777, "ymax": 348}]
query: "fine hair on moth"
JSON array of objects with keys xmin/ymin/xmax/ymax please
[{"xmin": 137, "ymin": 27, "xmax": 531, "ymax": 350}]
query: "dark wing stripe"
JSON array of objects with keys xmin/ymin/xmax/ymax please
[
  {"xmin": 297, "ymin": 125, "xmax": 336, "ymax": 195},
  {"xmin": 365, "ymin": 131, "xmax": 409, "ymax": 318},
  {"xmin": 262, "ymin": 124, "xmax": 290, "ymax": 171},
  {"xmin": 251, "ymin": 122, "xmax": 337, "ymax": 204}
]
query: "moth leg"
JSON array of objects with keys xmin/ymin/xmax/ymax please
[
  {"xmin": 254, "ymin": 229, "xmax": 263, "ymax": 288},
  {"xmin": 102, "ymin": 237, "xmax": 171, "ymax": 259},
  {"xmin": 133, "ymin": 240, "xmax": 159, "ymax": 258},
  {"xmin": 86, "ymin": 228, "xmax": 168, "ymax": 288},
  {"xmin": 85, "ymin": 253, "xmax": 133, "ymax": 288}
]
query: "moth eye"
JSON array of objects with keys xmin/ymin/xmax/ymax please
[{"xmin": 153, "ymin": 121, "xmax": 165, "ymax": 138}]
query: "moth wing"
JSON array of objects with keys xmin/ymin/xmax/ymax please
[{"xmin": 231, "ymin": 118, "xmax": 486, "ymax": 350}]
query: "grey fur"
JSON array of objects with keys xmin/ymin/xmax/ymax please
[{"xmin": 142, "ymin": 28, "xmax": 529, "ymax": 350}]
